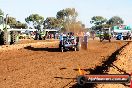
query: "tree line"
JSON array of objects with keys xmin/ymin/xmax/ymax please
[
  {"xmin": 90, "ymin": 16, "xmax": 124, "ymax": 31},
  {"xmin": 0, "ymin": 8, "xmax": 124, "ymax": 32},
  {"xmin": 0, "ymin": 9, "xmax": 27, "ymax": 29},
  {"xmin": 25, "ymin": 8, "xmax": 85, "ymax": 33}
]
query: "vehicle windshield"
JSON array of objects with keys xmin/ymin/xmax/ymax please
[{"xmin": 0, "ymin": 16, "xmax": 4, "ymax": 25}]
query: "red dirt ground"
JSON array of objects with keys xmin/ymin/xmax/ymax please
[{"xmin": 0, "ymin": 40, "xmax": 127, "ymax": 88}]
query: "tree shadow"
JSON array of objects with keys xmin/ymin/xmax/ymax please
[
  {"xmin": 54, "ymin": 77, "xmax": 76, "ymax": 80},
  {"xmin": 69, "ymin": 83, "xmax": 96, "ymax": 88},
  {"xmin": 24, "ymin": 46, "xmax": 60, "ymax": 52}
]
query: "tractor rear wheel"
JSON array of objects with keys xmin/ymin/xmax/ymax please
[
  {"xmin": 100, "ymin": 36, "xmax": 104, "ymax": 42},
  {"xmin": 76, "ymin": 44, "xmax": 80, "ymax": 51},
  {"xmin": 61, "ymin": 47, "xmax": 64, "ymax": 52},
  {"xmin": 10, "ymin": 31, "xmax": 18, "ymax": 44},
  {"xmin": 74, "ymin": 47, "xmax": 77, "ymax": 51},
  {"xmin": 100, "ymin": 38, "xmax": 103, "ymax": 42},
  {"xmin": 109, "ymin": 37, "xmax": 111, "ymax": 42},
  {"xmin": 0, "ymin": 31, "xmax": 4, "ymax": 45},
  {"xmin": 3, "ymin": 31, "xmax": 10, "ymax": 45}
]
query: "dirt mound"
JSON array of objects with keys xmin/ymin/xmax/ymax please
[{"xmin": 96, "ymin": 42, "xmax": 132, "ymax": 88}]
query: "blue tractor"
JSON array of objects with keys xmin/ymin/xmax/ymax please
[{"xmin": 59, "ymin": 32, "xmax": 80, "ymax": 52}]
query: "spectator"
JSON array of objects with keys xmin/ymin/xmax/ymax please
[
  {"xmin": 86, "ymin": 31, "xmax": 90, "ymax": 37},
  {"xmin": 59, "ymin": 33, "xmax": 63, "ymax": 41},
  {"xmin": 127, "ymin": 31, "xmax": 131, "ymax": 40},
  {"xmin": 84, "ymin": 33, "xmax": 89, "ymax": 49},
  {"xmin": 130, "ymin": 32, "xmax": 132, "ymax": 40}
]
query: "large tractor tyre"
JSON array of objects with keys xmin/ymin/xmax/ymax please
[
  {"xmin": 10, "ymin": 31, "xmax": 17, "ymax": 44},
  {"xmin": 130, "ymin": 37, "xmax": 132, "ymax": 40},
  {"xmin": 3, "ymin": 31, "xmax": 10, "ymax": 45},
  {"xmin": 123, "ymin": 36, "xmax": 126, "ymax": 40},
  {"xmin": 0, "ymin": 31, "xmax": 4, "ymax": 45},
  {"xmin": 100, "ymin": 37, "xmax": 103, "ymax": 42},
  {"xmin": 76, "ymin": 37, "xmax": 79, "ymax": 42},
  {"xmin": 39, "ymin": 34, "xmax": 42, "ymax": 40},
  {"xmin": 108, "ymin": 37, "xmax": 111, "ymax": 42},
  {"xmin": 34, "ymin": 33, "xmax": 39, "ymax": 40},
  {"xmin": 44, "ymin": 36, "xmax": 46, "ymax": 40},
  {"xmin": 99, "ymin": 36, "xmax": 103, "ymax": 42},
  {"xmin": 59, "ymin": 42, "xmax": 64, "ymax": 52},
  {"xmin": 10, "ymin": 31, "xmax": 13, "ymax": 44},
  {"xmin": 76, "ymin": 44, "xmax": 80, "ymax": 51},
  {"xmin": 59, "ymin": 43, "xmax": 62, "ymax": 49},
  {"xmin": 42, "ymin": 36, "xmax": 46, "ymax": 40},
  {"xmin": 14, "ymin": 32, "xmax": 19, "ymax": 44},
  {"xmin": 61, "ymin": 47, "xmax": 64, "ymax": 52},
  {"xmin": 109, "ymin": 39, "xmax": 111, "ymax": 42},
  {"xmin": 74, "ymin": 47, "xmax": 77, "ymax": 51}
]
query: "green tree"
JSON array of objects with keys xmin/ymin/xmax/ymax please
[
  {"xmin": 90, "ymin": 16, "xmax": 107, "ymax": 30},
  {"xmin": 90, "ymin": 16, "xmax": 107, "ymax": 26},
  {"xmin": 25, "ymin": 14, "xmax": 44, "ymax": 28},
  {"xmin": 56, "ymin": 8, "xmax": 78, "ymax": 32},
  {"xmin": 15, "ymin": 21, "xmax": 28, "ymax": 29},
  {"xmin": 0, "ymin": 9, "xmax": 4, "ymax": 15},
  {"xmin": 44, "ymin": 17, "xmax": 60, "ymax": 29},
  {"xmin": 107, "ymin": 16, "xmax": 124, "ymax": 26},
  {"xmin": 7, "ymin": 17, "xmax": 17, "ymax": 26},
  {"xmin": 6, "ymin": 17, "xmax": 27, "ymax": 28},
  {"xmin": 102, "ymin": 24, "xmax": 111, "ymax": 28}
]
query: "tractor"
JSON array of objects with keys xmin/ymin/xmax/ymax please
[
  {"xmin": 0, "ymin": 14, "xmax": 19, "ymax": 45},
  {"xmin": 99, "ymin": 28, "xmax": 111, "ymax": 42},
  {"xmin": 34, "ymin": 25, "xmax": 46, "ymax": 40},
  {"xmin": 59, "ymin": 32, "xmax": 80, "ymax": 52}
]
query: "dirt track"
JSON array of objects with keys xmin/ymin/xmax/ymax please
[{"xmin": 0, "ymin": 40, "xmax": 128, "ymax": 88}]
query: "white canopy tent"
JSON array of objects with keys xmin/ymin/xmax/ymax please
[
  {"xmin": 113, "ymin": 29, "xmax": 132, "ymax": 33},
  {"xmin": 7, "ymin": 29, "xmax": 58, "ymax": 32}
]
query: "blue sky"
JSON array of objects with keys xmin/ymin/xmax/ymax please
[{"xmin": 0, "ymin": 0, "xmax": 132, "ymax": 27}]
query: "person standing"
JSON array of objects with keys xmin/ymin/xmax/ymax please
[
  {"xmin": 84, "ymin": 32, "xmax": 89, "ymax": 49},
  {"xmin": 91, "ymin": 31, "xmax": 95, "ymax": 40},
  {"xmin": 130, "ymin": 32, "xmax": 132, "ymax": 40},
  {"xmin": 59, "ymin": 33, "xmax": 63, "ymax": 40}
]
